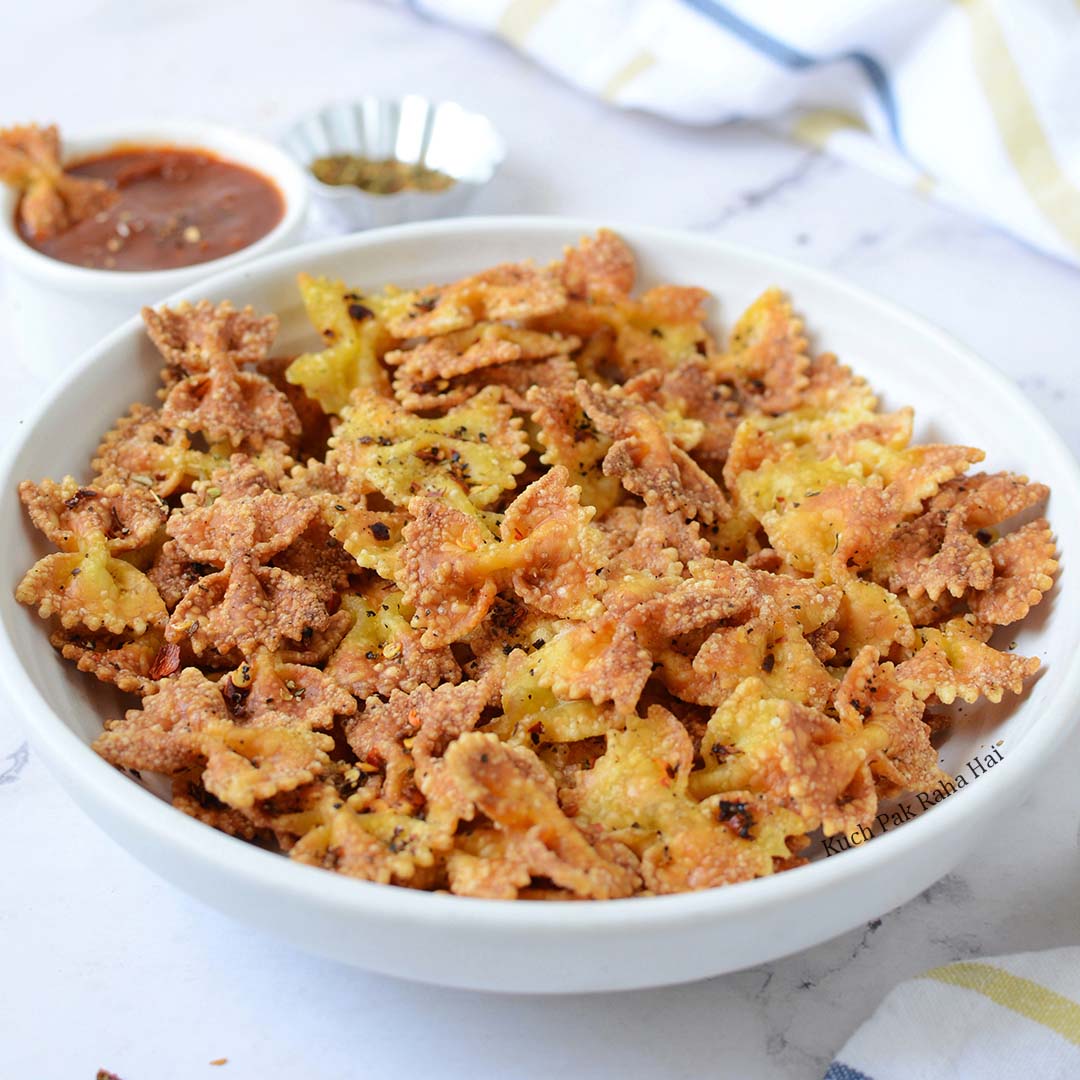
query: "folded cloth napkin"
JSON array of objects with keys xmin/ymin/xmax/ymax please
[
  {"xmin": 398, "ymin": 0, "xmax": 1080, "ymax": 267},
  {"xmin": 825, "ymin": 948, "xmax": 1080, "ymax": 1079}
]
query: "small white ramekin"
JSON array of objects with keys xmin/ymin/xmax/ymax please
[
  {"xmin": 0, "ymin": 121, "xmax": 310, "ymax": 381},
  {"xmin": 280, "ymin": 97, "xmax": 505, "ymax": 233}
]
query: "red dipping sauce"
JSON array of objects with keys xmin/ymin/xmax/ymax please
[{"xmin": 20, "ymin": 146, "xmax": 284, "ymax": 272}]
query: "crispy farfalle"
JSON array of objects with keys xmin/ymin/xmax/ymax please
[
  {"xmin": 1, "ymin": 123, "xmax": 116, "ymax": 240},
  {"xmin": 285, "ymin": 274, "xmax": 393, "ymax": 414},
  {"xmin": 143, "ymin": 300, "xmax": 278, "ymax": 383},
  {"xmin": 329, "ymin": 385, "xmax": 527, "ymax": 515}
]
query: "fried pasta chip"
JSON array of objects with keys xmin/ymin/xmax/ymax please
[
  {"xmin": 285, "ymin": 274, "xmax": 393, "ymax": 414},
  {"xmin": 168, "ymin": 487, "xmax": 317, "ymax": 566},
  {"xmin": 143, "ymin": 300, "xmax": 278, "ymax": 383},
  {"xmin": 325, "ymin": 586, "xmax": 460, "ymax": 699},
  {"xmin": 329, "ymin": 385, "xmax": 527, "ymax": 515},
  {"xmin": 601, "ymin": 504, "xmax": 710, "ymax": 578},
  {"xmin": 528, "ymin": 385, "xmax": 622, "ymax": 514},
  {"xmin": 393, "ymin": 342, "xmax": 579, "ymax": 413},
  {"xmin": 968, "ymin": 519, "xmax": 1057, "ymax": 626},
  {"xmin": 387, "ymin": 324, "xmax": 578, "ymax": 382},
  {"xmin": 345, "ymin": 679, "xmax": 491, "ymax": 810},
  {"xmin": 433, "ymin": 733, "xmax": 639, "ymax": 899},
  {"xmin": 17, "ymin": 229, "xmax": 1057, "ymax": 902},
  {"xmin": 494, "ymin": 649, "xmax": 620, "ymax": 747},
  {"xmin": 50, "ymin": 626, "xmax": 169, "ymax": 696},
  {"xmin": 836, "ymin": 647, "xmax": 946, "ymax": 795},
  {"xmin": 365, "ymin": 259, "xmax": 567, "ymax": 353},
  {"xmin": 19, "ymin": 475, "xmax": 167, "ymax": 554},
  {"xmin": 92, "ymin": 403, "xmax": 227, "ymax": 498},
  {"xmin": 161, "ymin": 352, "xmax": 301, "ymax": 452},
  {"xmin": 558, "ymin": 228, "xmax": 636, "ymax": 302},
  {"xmin": 167, "ymin": 557, "xmax": 331, "ymax": 658},
  {"xmin": 577, "ymin": 380, "xmax": 730, "ymax": 522},
  {"xmin": 718, "ymin": 288, "xmax": 810, "ymax": 415},
  {"xmin": 95, "ymin": 668, "xmax": 334, "ymax": 810},
  {"xmin": 221, "ymin": 649, "xmax": 356, "ymax": 731},
  {"xmin": 0, "ymin": 123, "xmax": 116, "ymax": 240},
  {"xmin": 624, "ymin": 360, "xmax": 742, "ymax": 473},
  {"xmin": 689, "ymin": 678, "xmax": 879, "ymax": 837},
  {"xmin": 672, "ymin": 583, "xmax": 837, "ymax": 709},
  {"xmin": 331, "ymin": 503, "xmax": 408, "ymax": 581},
  {"xmin": 397, "ymin": 469, "xmax": 604, "ymax": 646},
  {"xmin": 567, "ymin": 707, "xmax": 802, "ymax": 892},
  {"xmin": 873, "ymin": 472, "xmax": 1050, "ymax": 603},
  {"xmin": 17, "ymin": 530, "xmax": 166, "ymax": 634},
  {"xmin": 896, "ymin": 617, "xmax": 1040, "ymax": 705}
]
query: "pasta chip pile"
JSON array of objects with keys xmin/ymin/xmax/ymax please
[{"xmin": 16, "ymin": 231, "xmax": 1057, "ymax": 900}]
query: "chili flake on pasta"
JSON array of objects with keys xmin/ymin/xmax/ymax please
[{"xmin": 14, "ymin": 231, "xmax": 1057, "ymax": 900}]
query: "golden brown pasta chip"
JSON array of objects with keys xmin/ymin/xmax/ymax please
[
  {"xmin": 325, "ymin": 585, "xmax": 460, "ymax": 699},
  {"xmin": 577, "ymin": 380, "xmax": 730, "ymax": 522},
  {"xmin": 329, "ymin": 385, "xmax": 527, "ymax": 515},
  {"xmin": 161, "ymin": 353, "xmax": 301, "ymax": 452},
  {"xmin": 0, "ymin": 123, "xmax": 116, "ymax": 240},
  {"xmin": 435, "ymin": 732, "xmax": 639, "ymax": 899},
  {"xmin": 50, "ymin": 627, "xmax": 167, "ymax": 696},
  {"xmin": 285, "ymin": 274, "xmax": 395, "ymax": 414},
  {"xmin": 896, "ymin": 617, "xmax": 1040, "ymax": 704},
  {"xmin": 143, "ymin": 300, "xmax": 278, "ymax": 383},
  {"xmin": 568, "ymin": 707, "xmax": 803, "ymax": 892},
  {"xmin": 167, "ymin": 557, "xmax": 331, "ymax": 657},
  {"xmin": 719, "ymin": 288, "xmax": 810, "ymax": 415},
  {"xmin": 17, "ymin": 531, "xmax": 166, "ymax": 634},
  {"xmin": 94, "ymin": 667, "xmax": 335, "ymax": 809},
  {"xmin": 19, "ymin": 476, "xmax": 167, "ymax": 554},
  {"xmin": 558, "ymin": 228, "xmax": 636, "ymax": 303},
  {"xmin": 835, "ymin": 646, "xmax": 946, "ymax": 796},
  {"xmin": 92, "ymin": 404, "xmax": 226, "ymax": 498},
  {"xmin": 968, "ymin": 518, "xmax": 1057, "ymax": 626},
  {"xmin": 529, "ymin": 385, "xmax": 621, "ymax": 514}
]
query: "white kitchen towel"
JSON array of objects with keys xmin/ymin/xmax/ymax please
[
  {"xmin": 398, "ymin": 0, "xmax": 1080, "ymax": 267},
  {"xmin": 825, "ymin": 948, "xmax": 1080, "ymax": 1079}
]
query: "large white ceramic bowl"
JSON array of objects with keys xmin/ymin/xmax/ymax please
[{"xmin": 1, "ymin": 218, "xmax": 1077, "ymax": 994}]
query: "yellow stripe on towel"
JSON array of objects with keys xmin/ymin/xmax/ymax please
[
  {"xmin": 602, "ymin": 51, "xmax": 657, "ymax": 101},
  {"xmin": 956, "ymin": 0, "xmax": 1080, "ymax": 256},
  {"xmin": 923, "ymin": 962, "xmax": 1080, "ymax": 1048},
  {"xmin": 498, "ymin": 0, "xmax": 558, "ymax": 47},
  {"xmin": 791, "ymin": 108, "xmax": 868, "ymax": 148}
]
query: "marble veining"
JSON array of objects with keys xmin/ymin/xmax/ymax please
[{"xmin": 1, "ymin": 2, "xmax": 1078, "ymax": 1078}]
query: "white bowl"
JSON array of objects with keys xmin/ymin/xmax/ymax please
[
  {"xmin": 2, "ymin": 218, "xmax": 1078, "ymax": 994},
  {"xmin": 280, "ymin": 97, "xmax": 505, "ymax": 232},
  {"xmin": 0, "ymin": 121, "xmax": 310, "ymax": 381}
]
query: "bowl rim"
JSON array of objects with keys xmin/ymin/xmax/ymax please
[
  {"xmin": 3, "ymin": 215, "xmax": 1079, "ymax": 932},
  {"xmin": 280, "ymin": 94, "xmax": 507, "ymax": 201},
  {"xmin": 0, "ymin": 120, "xmax": 310, "ymax": 292}
]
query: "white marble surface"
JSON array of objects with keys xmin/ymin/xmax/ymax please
[{"xmin": 2, "ymin": 2, "xmax": 1079, "ymax": 1077}]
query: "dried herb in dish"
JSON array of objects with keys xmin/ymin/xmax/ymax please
[{"xmin": 311, "ymin": 154, "xmax": 455, "ymax": 195}]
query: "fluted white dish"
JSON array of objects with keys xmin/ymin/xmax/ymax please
[
  {"xmin": 1, "ymin": 218, "xmax": 1077, "ymax": 994},
  {"xmin": 280, "ymin": 97, "xmax": 505, "ymax": 231}
]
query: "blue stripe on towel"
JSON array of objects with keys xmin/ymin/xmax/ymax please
[
  {"xmin": 824, "ymin": 1063, "xmax": 876, "ymax": 1080},
  {"xmin": 677, "ymin": 0, "xmax": 903, "ymax": 149}
]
